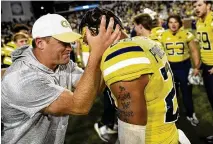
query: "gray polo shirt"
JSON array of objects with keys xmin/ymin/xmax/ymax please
[{"xmin": 1, "ymin": 46, "xmax": 83, "ymax": 144}]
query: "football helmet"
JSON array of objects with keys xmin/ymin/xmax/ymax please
[{"xmin": 188, "ymin": 68, "xmax": 203, "ymax": 85}]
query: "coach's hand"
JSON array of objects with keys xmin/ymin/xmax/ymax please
[{"xmin": 86, "ymin": 15, "xmax": 121, "ymax": 58}]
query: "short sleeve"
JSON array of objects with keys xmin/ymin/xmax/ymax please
[
  {"xmin": 1, "ymin": 71, "xmax": 65, "ymax": 118},
  {"xmin": 101, "ymin": 42, "xmax": 153, "ymax": 86},
  {"xmin": 186, "ymin": 31, "xmax": 195, "ymax": 42}
]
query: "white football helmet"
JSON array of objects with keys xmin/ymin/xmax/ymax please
[
  {"xmin": 143, "ymin": 8, "xmax": 157, "ymax": 20},
  {"xmin": 188, "ymin": 68, "xmax": 203, "ymax": 85}
]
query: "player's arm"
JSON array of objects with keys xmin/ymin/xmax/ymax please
[
  {"xmin": 43, "ymin": 16, "xmax": 121, "ymax": 116},
  {"xmin": 188, "ymin": 39, "xmax": 201, "ymax": 75},
  {"xmin": 110, "ymin": 74, "xmax": 149, "ymax": 126}
]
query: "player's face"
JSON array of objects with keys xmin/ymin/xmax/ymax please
[
  {"xmin": 193, "ymin": 0, "xmax": 208, "ymax": 18},
  {"xmin": 15, "ymin": 38, "xmax": 28, "ymax": 47},
  {"xmin": 168, "ymin": 18, "xmax": 180, "ymax": 33},
  {"xmin": 45, "ymin": 37, "xmax": 72, "ymax": 65}
]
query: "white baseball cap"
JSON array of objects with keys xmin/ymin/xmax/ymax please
[{"xmin": 32, "ymin": 13, "xmax": 81, "ymax": 43}]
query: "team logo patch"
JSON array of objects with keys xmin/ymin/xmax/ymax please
[{"xmin": 61, "ymin": 20, "xmax": 71, "ymax": 28}]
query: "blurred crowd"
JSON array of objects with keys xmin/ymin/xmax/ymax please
[
  {"xmin": 1, "ymin": 17, "xmax": 35, "ymax": 44},
  {"xmin": 68, "ymin": 1, "xmax": 197, "ymax": 32},
  {"xmin": 1, "ymin": 1, "xmax": 197, "ymax": 44},
  {"xmin": 0, "ymin": 1, "xmax": 201, "ymax": 67}
]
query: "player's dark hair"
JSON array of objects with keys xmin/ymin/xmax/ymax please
[
  {"xmin": 132, "ymin": 13, "xmax": 153, "ymax": 30},
  {"xmin": 79, "ymin": 7, "xmax": 124, "ymax": 35},
  {"xmin": 166, "ymin": 15, "xmax": 183, "ymax": 29}
]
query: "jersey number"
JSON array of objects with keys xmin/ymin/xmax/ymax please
[
  {"xmin": 197, "ymin": 32, "xmax": 211, "ymax": 50},
  {"xmin": 165, "ymin": 42, "xmax": 184, "ymax": 55},
  {"xmin": 160, "ymin": 63, "xmax": 179, "ymax": 123}
]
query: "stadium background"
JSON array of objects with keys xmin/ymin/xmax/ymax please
[{"xmin": 1, "ymin": 1, "xmax": 213, "ymax": 144}]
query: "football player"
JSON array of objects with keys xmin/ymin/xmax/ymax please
[
  {"xmin": 2, "ymin": 32, "xmax": 29, "ymax": 66},
  {"xmin": 193, "ymin": 0, "xmax": 213, "ymax": 142},
  {"xmin": 6, "ymin": 24, "xmax": 31, "ymax": 49},
  {"xmin": 80, "ymin": 7, "xmax": 179, "ymax": 144},
  {"xmin": 193, "ymin": 0, "xmax": 213, "ymax": 110},
  {"xmin": 143, "ymin": 8, "xmax": 165, "ymax": 42},
  {"xmin": 133, "ymin": 13, "xmax": 164, "ymax": 48},
  {"xmin": 160, "ymin": 15, "xmax": 200, "ymax": 126}
]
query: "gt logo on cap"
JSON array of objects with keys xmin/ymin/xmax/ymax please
[{"xmin": 61, "ymin": 20, "xmax": 71, "ymax": 28}]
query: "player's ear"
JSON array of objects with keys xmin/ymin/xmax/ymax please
[
  {"xmin": 140, "ymin": 24, "xmax": 144, "ymax": 30},
  {"xmin": 120, "ymin": 30, "xmax": 129, "ymax": 39}
]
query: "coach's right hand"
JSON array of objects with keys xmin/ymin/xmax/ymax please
[{"xmin": 86, "ymin": 15, "xmax": 121, "ymax": 58}]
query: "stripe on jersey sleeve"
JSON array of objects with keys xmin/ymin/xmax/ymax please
[
  {"xmin": 103, "ymin": 57, "xmax": 150, "ymax": 77},
  {"xmin": 105, "ymin": 46, "xmax": 143, "ymax": 62}
]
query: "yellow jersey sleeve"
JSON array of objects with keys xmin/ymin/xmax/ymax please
[
  {"xmin": 151, "ymin": 27, "xmax": 165, "ymax": 39},
  {"xmin": 150, "ymin": 27, "xmax": 165, "ymax": 45},
  {"xmin": 186, "ymin": 31, "xmax": 195, "ymax": 42},
  {"xmin": 6, "ymin": 41, "xmax": 16, "ymax": 49},
  {"xmin": 28, "ymin": 38, "xmax": 33, "ymax": 45},
  {"xmin": 79, "ymin": 38, "xmax": 90, "ymax": 52},
  {"xmin": 101, "ymin": 38, "xmax": 153, "ymax": 86}
]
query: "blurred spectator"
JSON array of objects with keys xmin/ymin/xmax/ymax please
[
  {"xmin": 13, "ymin": 32, "xmax": 29, "ymax": 48},
  {"xmin": 2, "ymin": 32, "xmax": 29, "ymax": 67}
]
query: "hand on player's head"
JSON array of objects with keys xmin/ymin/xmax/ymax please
[{"xmin": 86, "ymin": 15, "xmax": 121, "ymax": 57}]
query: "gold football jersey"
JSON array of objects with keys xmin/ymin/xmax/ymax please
[
  {"xmin": 101, "ymin": 36, "xmax": 178, "ymax": 143},
  {"xmin": 150, "ymin": 27, "xmax": 165, "ymax": 49},
  {"xmin": 196, "ymin": 11, "xmax": 213, "ymax": 65},
  {"xmin": 150, "ymin": 26, "xmax": 165, "ymax": 41},
  {"xmin": 79, "ymin": 38, "xmax": 90, "ymax": 52},
  {"xmin": 5, "ymin": 41, "xmax": 16, "ymax": 49},
  {"xmin": 160, "ymin": 29, "xmax": 195, "ymax": 62}
]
